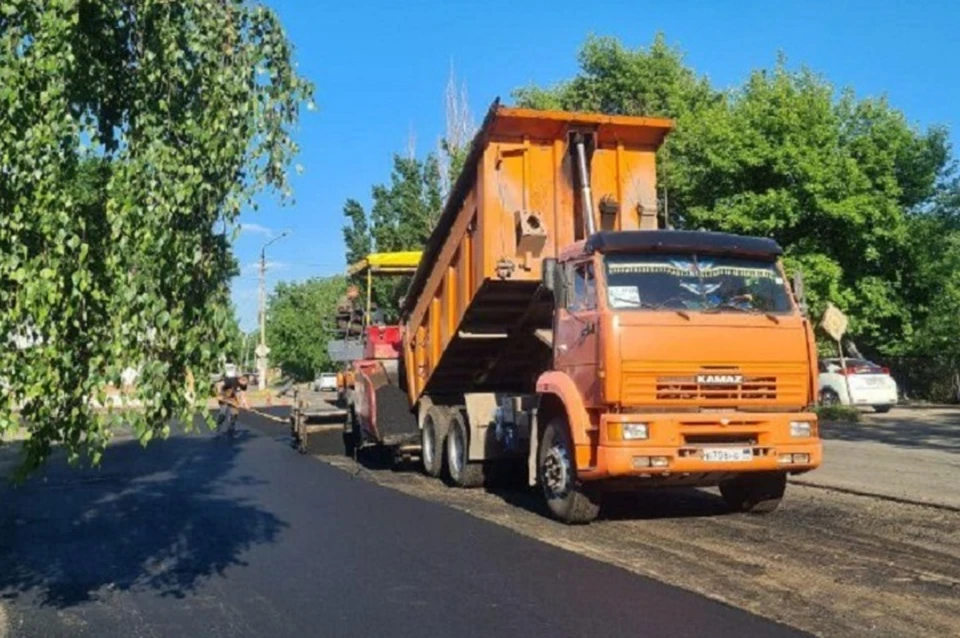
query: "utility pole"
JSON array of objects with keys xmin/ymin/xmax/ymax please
[{"xmin": 256, "ymin": 231, "xmax": 289, "ymax": 391}]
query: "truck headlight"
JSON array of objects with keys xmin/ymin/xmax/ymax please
[
  {"xmin": 790, "ymin": 421, "xmax": 812, "ymax": 438},
  {"xmin": 622, "ymin": 423, "xmax": 649, "ymax": 440}
]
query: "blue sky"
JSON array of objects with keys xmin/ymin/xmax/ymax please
[{"xmin": 232, "ymin": 0, "xmax": 959, "ymax": 330}]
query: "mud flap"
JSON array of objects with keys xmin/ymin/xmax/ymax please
[{"xmin": 373, "ymin": 384, "xmax": 418, "ymax": 444}]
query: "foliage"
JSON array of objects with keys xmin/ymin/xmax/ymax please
[
  {"xmin": 0, "ymin": 0, "xmax": 313, "ymax": 472},
  {"xmin": 342, "ymin": 198, "xmax": 371, "ymax": 267},
  {"xmin": 265, "ymin": 276, "xmax": 346, "ymax": 381},
  {"xmin": 514, "ymin": 34, "xmax": 956, "ymax": 382},
  {"xmin": 814, "ymin": 404, "xmax": 861, "ymax": 423}
]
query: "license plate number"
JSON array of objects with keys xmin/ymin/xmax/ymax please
[{"xmin": 702, "ymin": 448, "xmax": 753, "ymax": 463}]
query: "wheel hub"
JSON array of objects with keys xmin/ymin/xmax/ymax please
[{"xmin": 542, "ymin": 444, "xmax": 571, "ymax": 497}]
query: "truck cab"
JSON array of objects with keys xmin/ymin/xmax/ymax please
[{"xmin": 535, "ymin": 229, "xmax": 821, "ymax": 521}]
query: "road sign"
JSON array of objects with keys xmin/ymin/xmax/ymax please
[
  {"xmin": 820, "ymin": 303, "xmax": 848, "ymax": 341},
  {"xmin": 255, "ymin": 343, "xmax": 270, "ymax": 358}
]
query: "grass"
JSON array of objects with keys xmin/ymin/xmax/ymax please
[{"xmin": 815, "ymin": 404, "xmax": 861, "ymax": 423}]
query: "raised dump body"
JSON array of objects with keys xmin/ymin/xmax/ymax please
[{"xmin": 402, "ymin": 104, "xmax": 674, "ymax": 402}]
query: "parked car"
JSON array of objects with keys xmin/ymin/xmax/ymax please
[
  {"xmin": 314, "ymin": 372, "xmax": 338, "ymax": 392},
  {"xmin": 818, "ymin": 358, "xmax": 897, "ymax": 413}
]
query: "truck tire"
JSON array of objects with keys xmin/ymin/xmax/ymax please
[
  {"xmin": 421, "ymin": 405, "xmax": 449, "ymax": 478},
  {"xmin": 720, "ymin": 472, "xmax": 787, "ymax": 514},
  {"xmin": 446, "ymin": 410, "xmax": 484, "ymax": 488},
  {"xmin": 539, "ymin": 417, "xmax": 601, "ymax": 524}
]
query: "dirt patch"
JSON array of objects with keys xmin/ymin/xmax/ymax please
[{"xmin": 319, "ymin": 452, "xmax": 960, "ymax": 638}]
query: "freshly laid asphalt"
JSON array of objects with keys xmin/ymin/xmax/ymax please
[{"xmin": 0, "ymin": 412, "xmax": 807, "ymax": 637}]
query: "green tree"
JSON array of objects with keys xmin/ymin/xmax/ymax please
[
  {"xmin": 1, "ymin": 0, "xmax": 313, "ymax": 471},
  {"xmin": 342, "ymin": 198, "xmax": 371, "ymax": 267},
  {"xmin": 266, "ymin": 276, "xmax": 346, "ymax": 381}
]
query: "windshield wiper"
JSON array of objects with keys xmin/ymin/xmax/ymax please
[
  {"xmin": 703, "ymin": 303, "xmax": 780, "ymax": 324},
  {"xmin": 611, "ymin": 298, "xmax": 691, "ymax": 320},
  {"xmin": 702, "ymin": 302, "xmax": 753, "ymax": 314},
  {"xmin": 641, "ymin": 300, "xmax": 691, "ymax": 320}
]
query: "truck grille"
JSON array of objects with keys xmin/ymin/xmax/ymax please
[{"xmin": 656, "ymin": 375, "xmax": 777, "ymax": 401}]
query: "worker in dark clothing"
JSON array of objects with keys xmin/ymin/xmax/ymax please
[{"xmin": 216, "ymin": 373, "xmax": 250, "ymax": 437}]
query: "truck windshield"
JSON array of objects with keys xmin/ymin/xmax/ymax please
[{"xmin": 604, "ymin": 253, "xmax": 794, "ymax": 314}]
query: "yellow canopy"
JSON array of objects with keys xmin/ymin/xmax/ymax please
[
  {"xmin": 346, "ymin": 251, "xmax": 421, "ymax": 276},
  {"xmin": 345, "ymin": 251, "xmax": 422, "ymax": 326}
]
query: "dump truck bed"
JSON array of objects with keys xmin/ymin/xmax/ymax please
[{"xmin": 401, "ymin": 102, "xmax": 673, "ymax": 403}]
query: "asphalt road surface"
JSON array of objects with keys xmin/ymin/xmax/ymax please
[
  {"xmin": 0, "ymin": 415, "xmax": 805, "ymax": 638},
  {"xmin": 260, "ymin": 408, "xmax": 960, "ymax": 638}
]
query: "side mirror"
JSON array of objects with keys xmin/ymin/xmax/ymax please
[{"xmin": 792, "ymin": 270, "xmax": 808, "ymax": 316}]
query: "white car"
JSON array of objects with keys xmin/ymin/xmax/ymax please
[
  {"xmin": 818, "ymin": 358, "xmax": 897, "ymax": 413},
  {"xmin": 314, "ymin": 372, "xmax": 338, "ymax": 393}
]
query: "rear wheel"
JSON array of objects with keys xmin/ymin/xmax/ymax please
[
  {"xmin": 874, "ymin": 405, "xmax": 893, "ymax": 414},
  {"xmin": 720, "ymin": 472, "xmax": 787, "ymax": 514},
  {"xmin": 446, "ymin": 410, "xmax": 484, "ymax": 488},
  {"xmin": 421, "ymin": 406, "xmax": 449, "ymax": 478},
  {"xmin": 538, "ymin": 417, "xmax": 601, "ymax": 524},
  {"xmin": 820, "ymin": 388, "xmax": 841, "ymax": 406}
]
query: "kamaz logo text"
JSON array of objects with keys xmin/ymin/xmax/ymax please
[{"xmin": 697, "ymin": 374, "xmax": 743, "ymax": 385}]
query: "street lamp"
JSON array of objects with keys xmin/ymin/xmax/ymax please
[{"xmin": 256, "ymin": 230, "xmax": 290, "ymax": 390}]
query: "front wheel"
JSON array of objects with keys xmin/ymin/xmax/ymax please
[
  {"xmin": 538, "ymin": 418, "xmax": 601, "ymax": 524},
  {"xmin": 720, "ymin": 472, "xmax": 787, "ymax": 514}
]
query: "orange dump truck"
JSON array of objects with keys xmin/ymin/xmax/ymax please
[{"xmin": 395, "ymin": 102, "xmax": 822, "ymax": 523}]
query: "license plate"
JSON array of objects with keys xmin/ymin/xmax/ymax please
[
  {"xmin": 862, "ymin": 377, "xmax": 882, "ymax": 386},
  {"xmin": 702, "ymin": 447, "xmax": 753, "ymax": 463}
]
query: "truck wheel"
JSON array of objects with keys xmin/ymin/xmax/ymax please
[
  {"xmin": 539, "ymin": 418, "xmax": 601, "ymax": 524},
  {"xmin": 421, "ymin": 406, "xmax": 449, "ymax": 478},
  {"xmin": 720, "ymin": 472, "xmax": 787, "ymax": 514},
  {"xmin": 874, "ymin": 405, "xmax": 892, "ymax": 414},
  {"xmin": 446, "ymin": 410, "xmax": 484, "ymax": 488}
]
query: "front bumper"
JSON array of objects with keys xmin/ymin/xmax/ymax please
[
  {"xmin": 576, "ymin": 411, "xmax": 822, "ymax": 482},
  {"xmin": 848, "ymin": 388, "xmax": 897, "ymax": 407}
]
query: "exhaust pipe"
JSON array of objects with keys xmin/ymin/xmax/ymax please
[{"xmin": 574, "ymin": 134, "xmax": 596, "ymax": 236}]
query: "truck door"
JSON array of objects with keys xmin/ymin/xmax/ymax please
[{"xmin": 555, "ymin": 259, "xmax": 601, "ymax": 406}]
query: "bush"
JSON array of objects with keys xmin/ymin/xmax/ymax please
[{"xmin": 815, "ymin": 405, "xmax": 861, "ymax": 423}]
